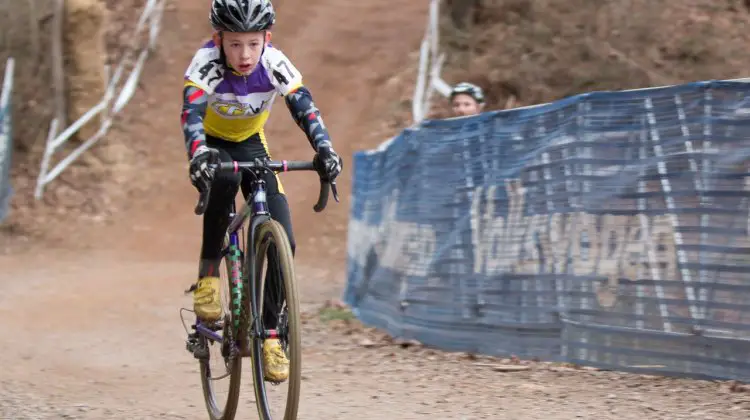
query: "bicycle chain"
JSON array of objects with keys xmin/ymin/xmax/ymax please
[{"xmin": 225, "ymin": 316, "xmax": 238, "ymax": 362}]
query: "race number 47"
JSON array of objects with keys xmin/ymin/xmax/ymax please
[
  {"xmin": 197, "ymin": 59, "xmax": 223, "ymax": 86},
  {"xmin": 273, "ymin": 59, "xmax": 295, "ymax": 86}
]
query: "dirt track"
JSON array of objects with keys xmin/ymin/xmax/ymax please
[{"xmin": 2, "ymin": 0, "xmax": 750, "ymax": 419}]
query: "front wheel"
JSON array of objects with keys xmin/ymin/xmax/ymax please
[{"xmin": 250, "ymin": 220, "xmax": 301, "ymax": 420}]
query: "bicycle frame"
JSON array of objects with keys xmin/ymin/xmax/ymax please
[
  {"xmin": 194, "ymin": 172, "xmax": 273, "ymax": 350},
  {"xmin": 190, "ymin": 158, "xmax": 337, "ymax": 352}
]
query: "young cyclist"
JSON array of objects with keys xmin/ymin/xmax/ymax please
[
  {"xmin": 181, "ymin": 0, "xmax": 343, "ymax": 383},
  {"xmin": 450, "ymin": 82, "xmax": 486, "ymax": 117}
]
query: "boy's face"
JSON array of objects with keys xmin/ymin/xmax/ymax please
[
  {"xmin": 216, "ymin": 31, "xmax": 268, "ymax": 75},
  {"xmin": 451, "ymin": 94, "xmax": 483, "ymax": 117}
]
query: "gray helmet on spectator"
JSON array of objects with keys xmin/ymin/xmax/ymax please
[
  {"xmin": 450, "ymin": 82, "xmax": 485, "ymax": 104},
  {"xmin": 210, "ymin": 0, "xmax": 276, "ymax": 32}
]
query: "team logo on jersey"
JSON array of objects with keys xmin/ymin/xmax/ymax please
[{"xmin": 211, "ymin": 99, "xmax": 269, "ymax": 119}]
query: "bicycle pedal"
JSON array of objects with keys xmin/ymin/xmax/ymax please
[
  {"xmin": 186, "ymin": 335, "xmax": 205, "ymax": 358},
  {"xmin": 193, "ymin": 346, "xmax": 210, "ymax": 360}
]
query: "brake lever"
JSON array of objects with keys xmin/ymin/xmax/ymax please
[
  {"xmin": 331, "ymin": 181, "xmax": 340, "ymax": 203},
  {"xmin": 193, "ymin": 162, "xmax": 219, "ymax": 216},
  {"xmin": 194, "ymin": 187, "xmax": 211, "ymax": 215}
]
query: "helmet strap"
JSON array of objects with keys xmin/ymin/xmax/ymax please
[
  {"xmin": 261, "ymin": 30, "xmax": 271, "ymax": 55},
  {"xmin": 216, "ymin": 31, "xmax": 228, "ymax": 66}
]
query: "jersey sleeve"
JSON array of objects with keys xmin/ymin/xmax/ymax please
[
  {"xmin": 262, "ymin": 46, "xmax": 304, "ymax": 96},
  {"xmin": 184, "ymin": 43, "xmax": 225, "ymax": 94}
]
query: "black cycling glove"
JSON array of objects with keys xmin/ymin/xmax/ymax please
[
  {"xmin": 315, "ymin": 146, "xmax": 343, "ymax": 182},
  {"xmin": 189, "ymin": 146, "xmax": 219, "ymax": 192}
]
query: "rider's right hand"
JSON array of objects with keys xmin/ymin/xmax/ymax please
[{"xmin": 189, "ymin": 145, "xmax": 219, "ymax": 192}]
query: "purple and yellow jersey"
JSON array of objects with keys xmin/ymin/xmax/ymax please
[{"xmin": 183, "ymin": 40, "xmax": 303, "ymax": 145}]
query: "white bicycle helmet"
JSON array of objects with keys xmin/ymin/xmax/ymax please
[
  {"xmin": 210, "ymin": 0, "xmax": 276, "ymax": 32},
  {"xmin": 450, "ymin": 82, "xmax": 485, "ymax": 104}
]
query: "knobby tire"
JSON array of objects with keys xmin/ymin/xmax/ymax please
[{"xmin": 250, "ymin": 220, "xmax": 302, "ymax": 420}]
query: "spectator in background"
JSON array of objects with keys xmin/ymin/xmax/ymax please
[{"xmin": 450, "ymin": 82, "xmax": 486, "ymax": 117}]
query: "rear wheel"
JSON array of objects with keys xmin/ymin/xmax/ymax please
[
  {"xmin": 199, "ymin": 234, "xmax": 244, "ymax": 420},
  {"xmin": 249, "ymin": 220, "xmax": 302, "ymax": 420}
]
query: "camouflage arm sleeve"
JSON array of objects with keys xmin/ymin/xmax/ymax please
[
  {"xmin": 181, "ymin": 85, "xmax": 208, "ymax": 158},
  {"xmin": 284, "ymin": 85, "xmax": 333, "ymax": 152}
]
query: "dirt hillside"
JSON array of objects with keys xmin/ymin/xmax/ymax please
[{"xmin": 432, "ymin": 0, "xmax": 750, "ymax": 115}]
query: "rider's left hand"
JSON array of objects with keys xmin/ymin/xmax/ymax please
[{"xmin": 316, "ymin": 146, "xmax": 343, "ymax": 181}]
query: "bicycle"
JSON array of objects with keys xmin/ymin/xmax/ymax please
[{"xmin": 180, "ymin": 155, "xmax": 339, "ymax": 420}]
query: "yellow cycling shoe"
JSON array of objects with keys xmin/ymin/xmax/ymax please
[
  {"xmin": 263, "ymin": 338, "xmax": 290, "ymax": 383},
  {"xmin": 193, "ymin": 276, "xmax": 222, "ymax": 322}
]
